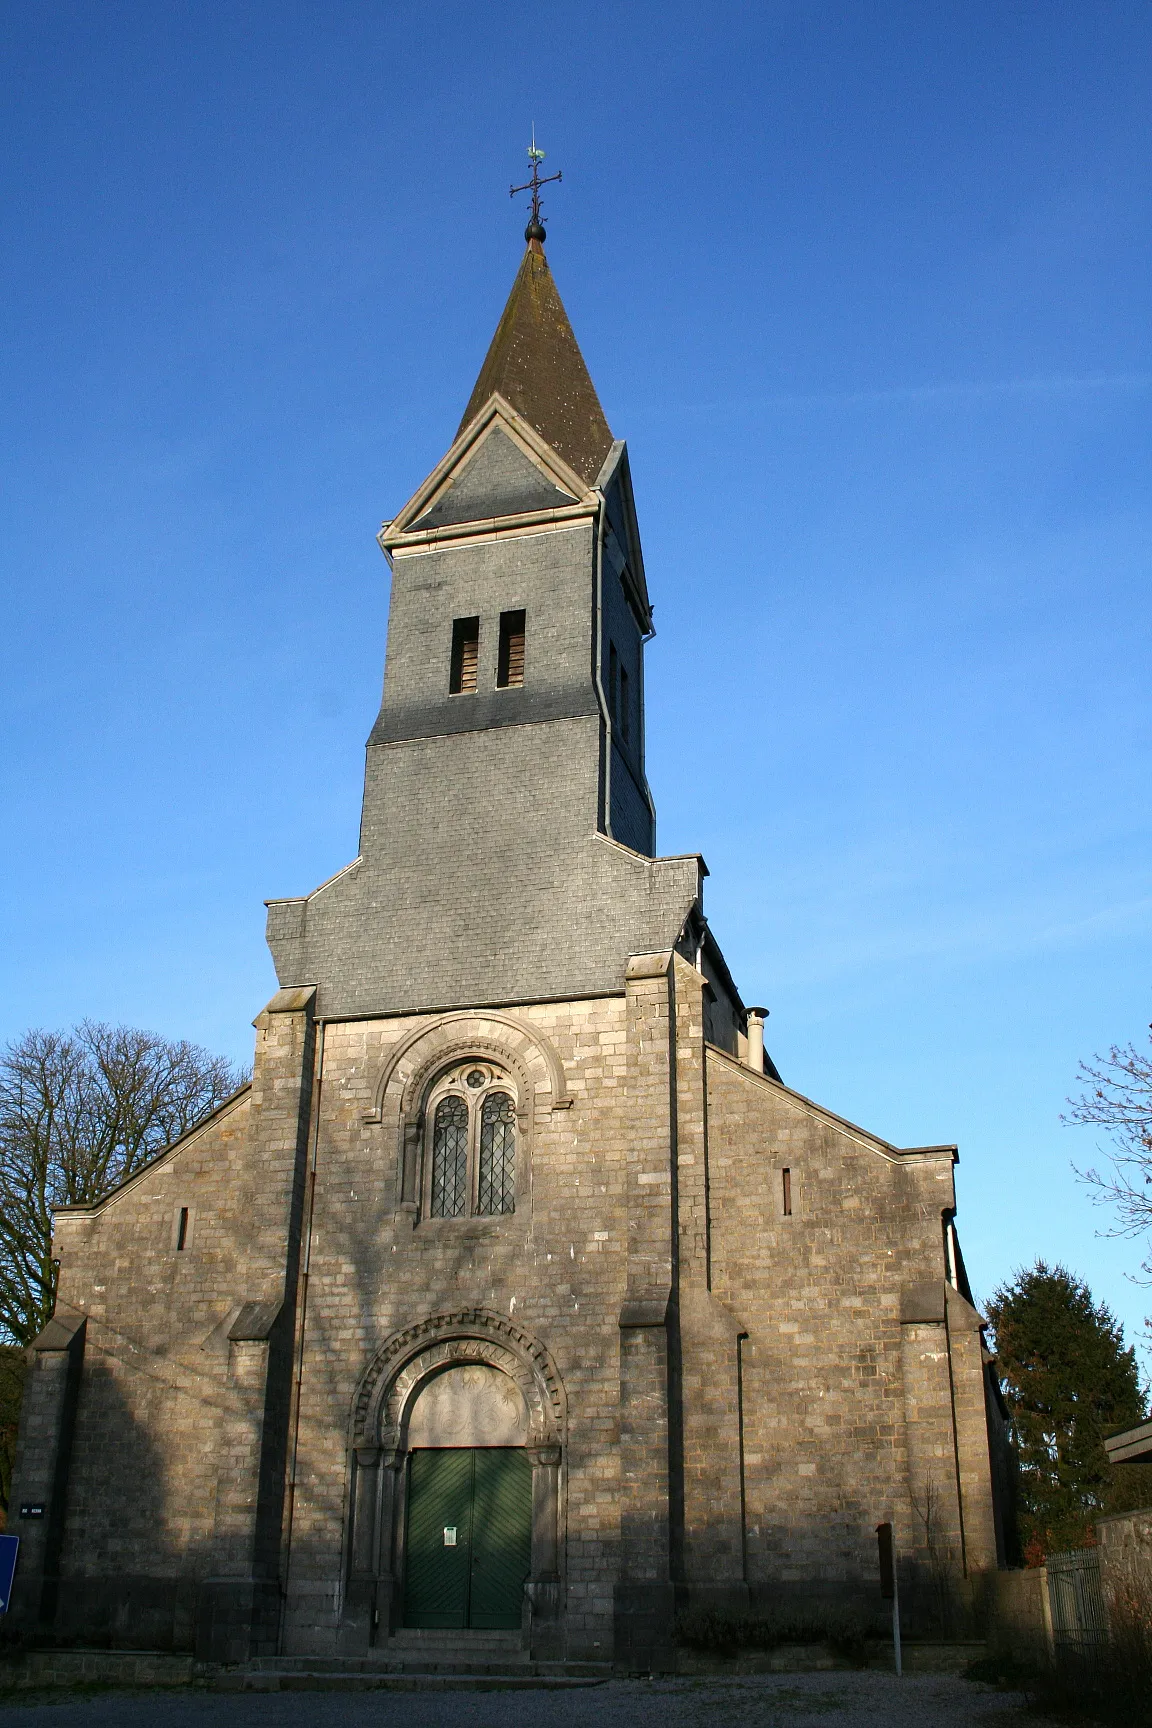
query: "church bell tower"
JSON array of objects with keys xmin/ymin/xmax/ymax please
[
  {"xmin": 372, "ymin": 227, "xmax": 656, "ymax": 858},
  {"xmin": 266, "ymin": 192, "xmax": 714, "ymax": 1024}
]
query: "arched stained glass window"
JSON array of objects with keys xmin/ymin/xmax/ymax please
[
  {"xmin": 477, "ymin": 1091, "xmax": 516, "ymax": 1216},
  {"xmin": 423, "ymin": 1064, "xmax": 518, "ymax": 1222},
  {"xmin": 431, "ymin": 1094, "xmax": 469, "ymax": 1217}
]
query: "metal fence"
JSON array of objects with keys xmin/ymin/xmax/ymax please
[{"xmin": 1047, "ymin": 1547, "xmax": 1108, "ymax": 1655}]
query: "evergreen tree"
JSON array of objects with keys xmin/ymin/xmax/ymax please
[{"xmin": 986, "ymin": 1261, "xmax": 1150, "ymax": 1557}]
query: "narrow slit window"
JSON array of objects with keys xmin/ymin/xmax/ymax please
[
  {"xmin": 176, "ymin": 1207, "xmax": 190, "ymax": 1250},
  {"xmin": 497, "ymin": 610, "xmax": 526, "ymax": 688},
  {"xmin": 618, "ymin": 663, "xmax": 630, "ymax": 742},
  {"xmin": 782, "ymin": 1169, "xmax": 792, "ymax": 1217},
  {"xmin": 450, "ymin": 617, "xmax": 480, "ymax": 694}
]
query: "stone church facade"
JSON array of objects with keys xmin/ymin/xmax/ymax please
[{"xmin": 11, "ymin": 227, "xmax": 1010, "ymax": 1667}]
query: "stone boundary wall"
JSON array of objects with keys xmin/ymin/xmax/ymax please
[
  {"xmin": 1097, "ymin": 1505, "xmax": 1152, "ymax": 1642},
  {"xmin": 0, "ymin": 1650, "xmax": 196, "ymax": 1689},
  {"xmin": 980, "ymin": 1566, "xmax": 1053, "ymax": 1662}
]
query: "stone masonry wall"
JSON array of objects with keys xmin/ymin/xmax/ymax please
[
  {"xmin": 704, "ymin": 1047, "xmax": 996, "ymax": 1625},
  {"xmin": 48, "ymin": 1091, "xmax": 258, "ymax": 1588},
  {"xmin": 279, "ymin": 994, "xmax": 640, "ymax": 1663},
  {"xmin": 672, "ymin": 959, "xmax": 748, "ymax": 1605},
  {"xmin": 14, "ymin": 993, "xmax": 317, "ymax": 1653},
  {"xmin": 17, "ymin": 976, "xmax": 998, "ymax": 1659}
]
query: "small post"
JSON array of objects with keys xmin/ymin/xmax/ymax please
[{"xmin": 877, "ymin": 1521, "xmax": 902, "ymax": 1677}]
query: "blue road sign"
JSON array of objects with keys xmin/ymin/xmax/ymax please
[{"xmin": 0, "ymin": 1536, "xmax": 19, "ymax": 1613}]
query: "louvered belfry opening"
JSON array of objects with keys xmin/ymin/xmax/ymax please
[
  {"xmin": 450, "ymin": 616, "xmax": 480, "ymax": 694},
  {"xmin": 496, "ymin": 610, "xmax": 526, "ymax": 688}
]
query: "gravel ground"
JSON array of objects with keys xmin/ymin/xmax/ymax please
[{"xmin": 0, "ymin": 1674, "xmax": 1039, "ymax": 1728}]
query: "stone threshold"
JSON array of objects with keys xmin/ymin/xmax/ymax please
[
  {"xmin": 0, "ymin": 1641, "xmax": 988, "ymax": 1691},
  {"xmin": 216, "ymin": 1673, "xmax": 607, "ymax": 1692}
]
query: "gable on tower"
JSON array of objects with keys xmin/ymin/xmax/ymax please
[
  {"xmin": 257, "ymin": 225, "xmax": 707, "ymax": 1016},
  {"xmin": 380, "ymin": 240, "xmax": 653, "ymax": 652},
  {"xmin": 412, "ymin": 423, "xmax": 576, "ymax": 531},
  {"xmin": 381, "ymin": 392, "xmax": 594, "ymax": 551}
]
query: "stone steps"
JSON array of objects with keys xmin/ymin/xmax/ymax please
[
  {"xmin": 252, "ymin": 1653, "xmax": 534, "ymax": 1672},
  {"xmin": 374, "ymin": 1632, "xmax": 529, "ymax": 1662},
  {"xmin": 235, "ymin": 1633, "xmax": 612, "ymax": 1689},
  {"xmin": 215, "ymin": 1673, "xmax": 607, "ymax": 1692}
]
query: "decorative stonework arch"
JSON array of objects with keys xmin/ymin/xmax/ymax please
[
  {"xmin": 352, "ymin": 1307, "xmax": 566, "ymax": 1453},
  {"xmin": 364, "ymin": 1014, "xmax": 569, "ymax": 1217},
  {"xmin": 385, "ymin": 1339, "xmax": 534, "ymax": 1448},
  {"xmin": 362, "ymin": 1011, "xmax": 569, "ymax": 1127},
  {"xmin": 342, "ymin": 1309, "xmax": 568, "ymax": 1647},
  {"xmin": 401, "ymin": 1038, "xmax": 535, "ymax": 1133}
]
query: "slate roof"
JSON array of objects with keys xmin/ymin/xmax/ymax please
[
  {"xmin": 458, "ymin": 242, "xmax": 614, "ymax": 487},
  {"xmin": 412, "ymin": 425, "xmax": 577, "ymax": 531}
]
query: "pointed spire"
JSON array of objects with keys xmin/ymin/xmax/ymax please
[
  {"xmin": 458, "ymin": 155, "xmax": 614, "ymax": 487},
  {"xmin": 457, "ymin": 245, "xmax": 614, "ymax": 487}
]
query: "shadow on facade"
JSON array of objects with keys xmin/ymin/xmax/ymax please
[
  {"xmin": 16, "ymin": 1364, "xmax": 200, "ymax": 1650},
  {"xmin": 277, "ymin": 1194, "xmax": 987, "ymax": 1660},
  {"xmin": 15, "ymin": 1067, "xmax": 1001, "ymax": 1660},
  {"xmin": 14, "ymin": 1347, "xmax": 287, "ymax": 1657},
  {"xmin": 21, "ymin": 1338, "xmax": 987, "ymax": 1659}
]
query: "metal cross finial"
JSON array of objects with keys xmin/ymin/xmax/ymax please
[{"xmin": 510, "ymin": 129, "xmax": 562, "ymax": 243}]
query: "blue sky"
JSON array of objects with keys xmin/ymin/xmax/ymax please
[{"xmin": 2, "ymin": 3, "xmax": 1150, "ymax": 1355}]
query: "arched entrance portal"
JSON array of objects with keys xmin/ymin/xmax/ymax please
[
  {"xmin": 342, "ymin": 1311, "xmax": 565, "ymax": 1655},
  {"xmin": 403, "ymin": 1364, "xmax": 531, "ymax": 1630}
]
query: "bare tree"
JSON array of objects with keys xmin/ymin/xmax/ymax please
[
  {"xmin": 1066, "ymin": 1026, "xmax": 1152, "ymax": 1278},
  {"xmin": 0, "ymin": 1023, "xmax": 247, "ymax": 1348},
  {"xmin": 908, "ymin": 1468, "xmax": 960, "ymax": 1632}
]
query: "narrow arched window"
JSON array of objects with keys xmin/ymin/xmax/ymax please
[
  {"xmin": 431, "ymin": 1094, "xmax": 469, "ymax": 1217},
  {"xmin": 477, "ymin": 1092, "xmax": 516, "ymax": 1216},
  {"xmin": 423, "ymin": 1064, "xmax": 518, "ymax": 1221}
]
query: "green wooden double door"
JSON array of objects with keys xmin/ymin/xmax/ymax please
[{"xmin": 403, "ymin": 1448, "xmax": 532, "ymax": 1629}]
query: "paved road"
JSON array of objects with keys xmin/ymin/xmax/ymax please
[{"xmin": 0, "ymin": 1673, "xmax": 1032, "ymax": 1727}]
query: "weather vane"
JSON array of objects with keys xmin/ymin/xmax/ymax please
[{"xmin": 510, "ymin": 128, "xmax": 562, "ymax": 243}]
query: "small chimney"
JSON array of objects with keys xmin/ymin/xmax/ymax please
[{"xmin": 745, "ymin": 1007, "xmax": 768, "ymax": 1073}]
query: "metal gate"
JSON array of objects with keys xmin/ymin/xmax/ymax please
[{"xmin": 1047, "ymin": 1547, "xmax": 1108, "ymax": 1655}]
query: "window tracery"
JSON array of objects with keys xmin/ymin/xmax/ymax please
[{"xmin": 425, "ymin": 1062, "xmax": 517, "ymax": 1218}]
